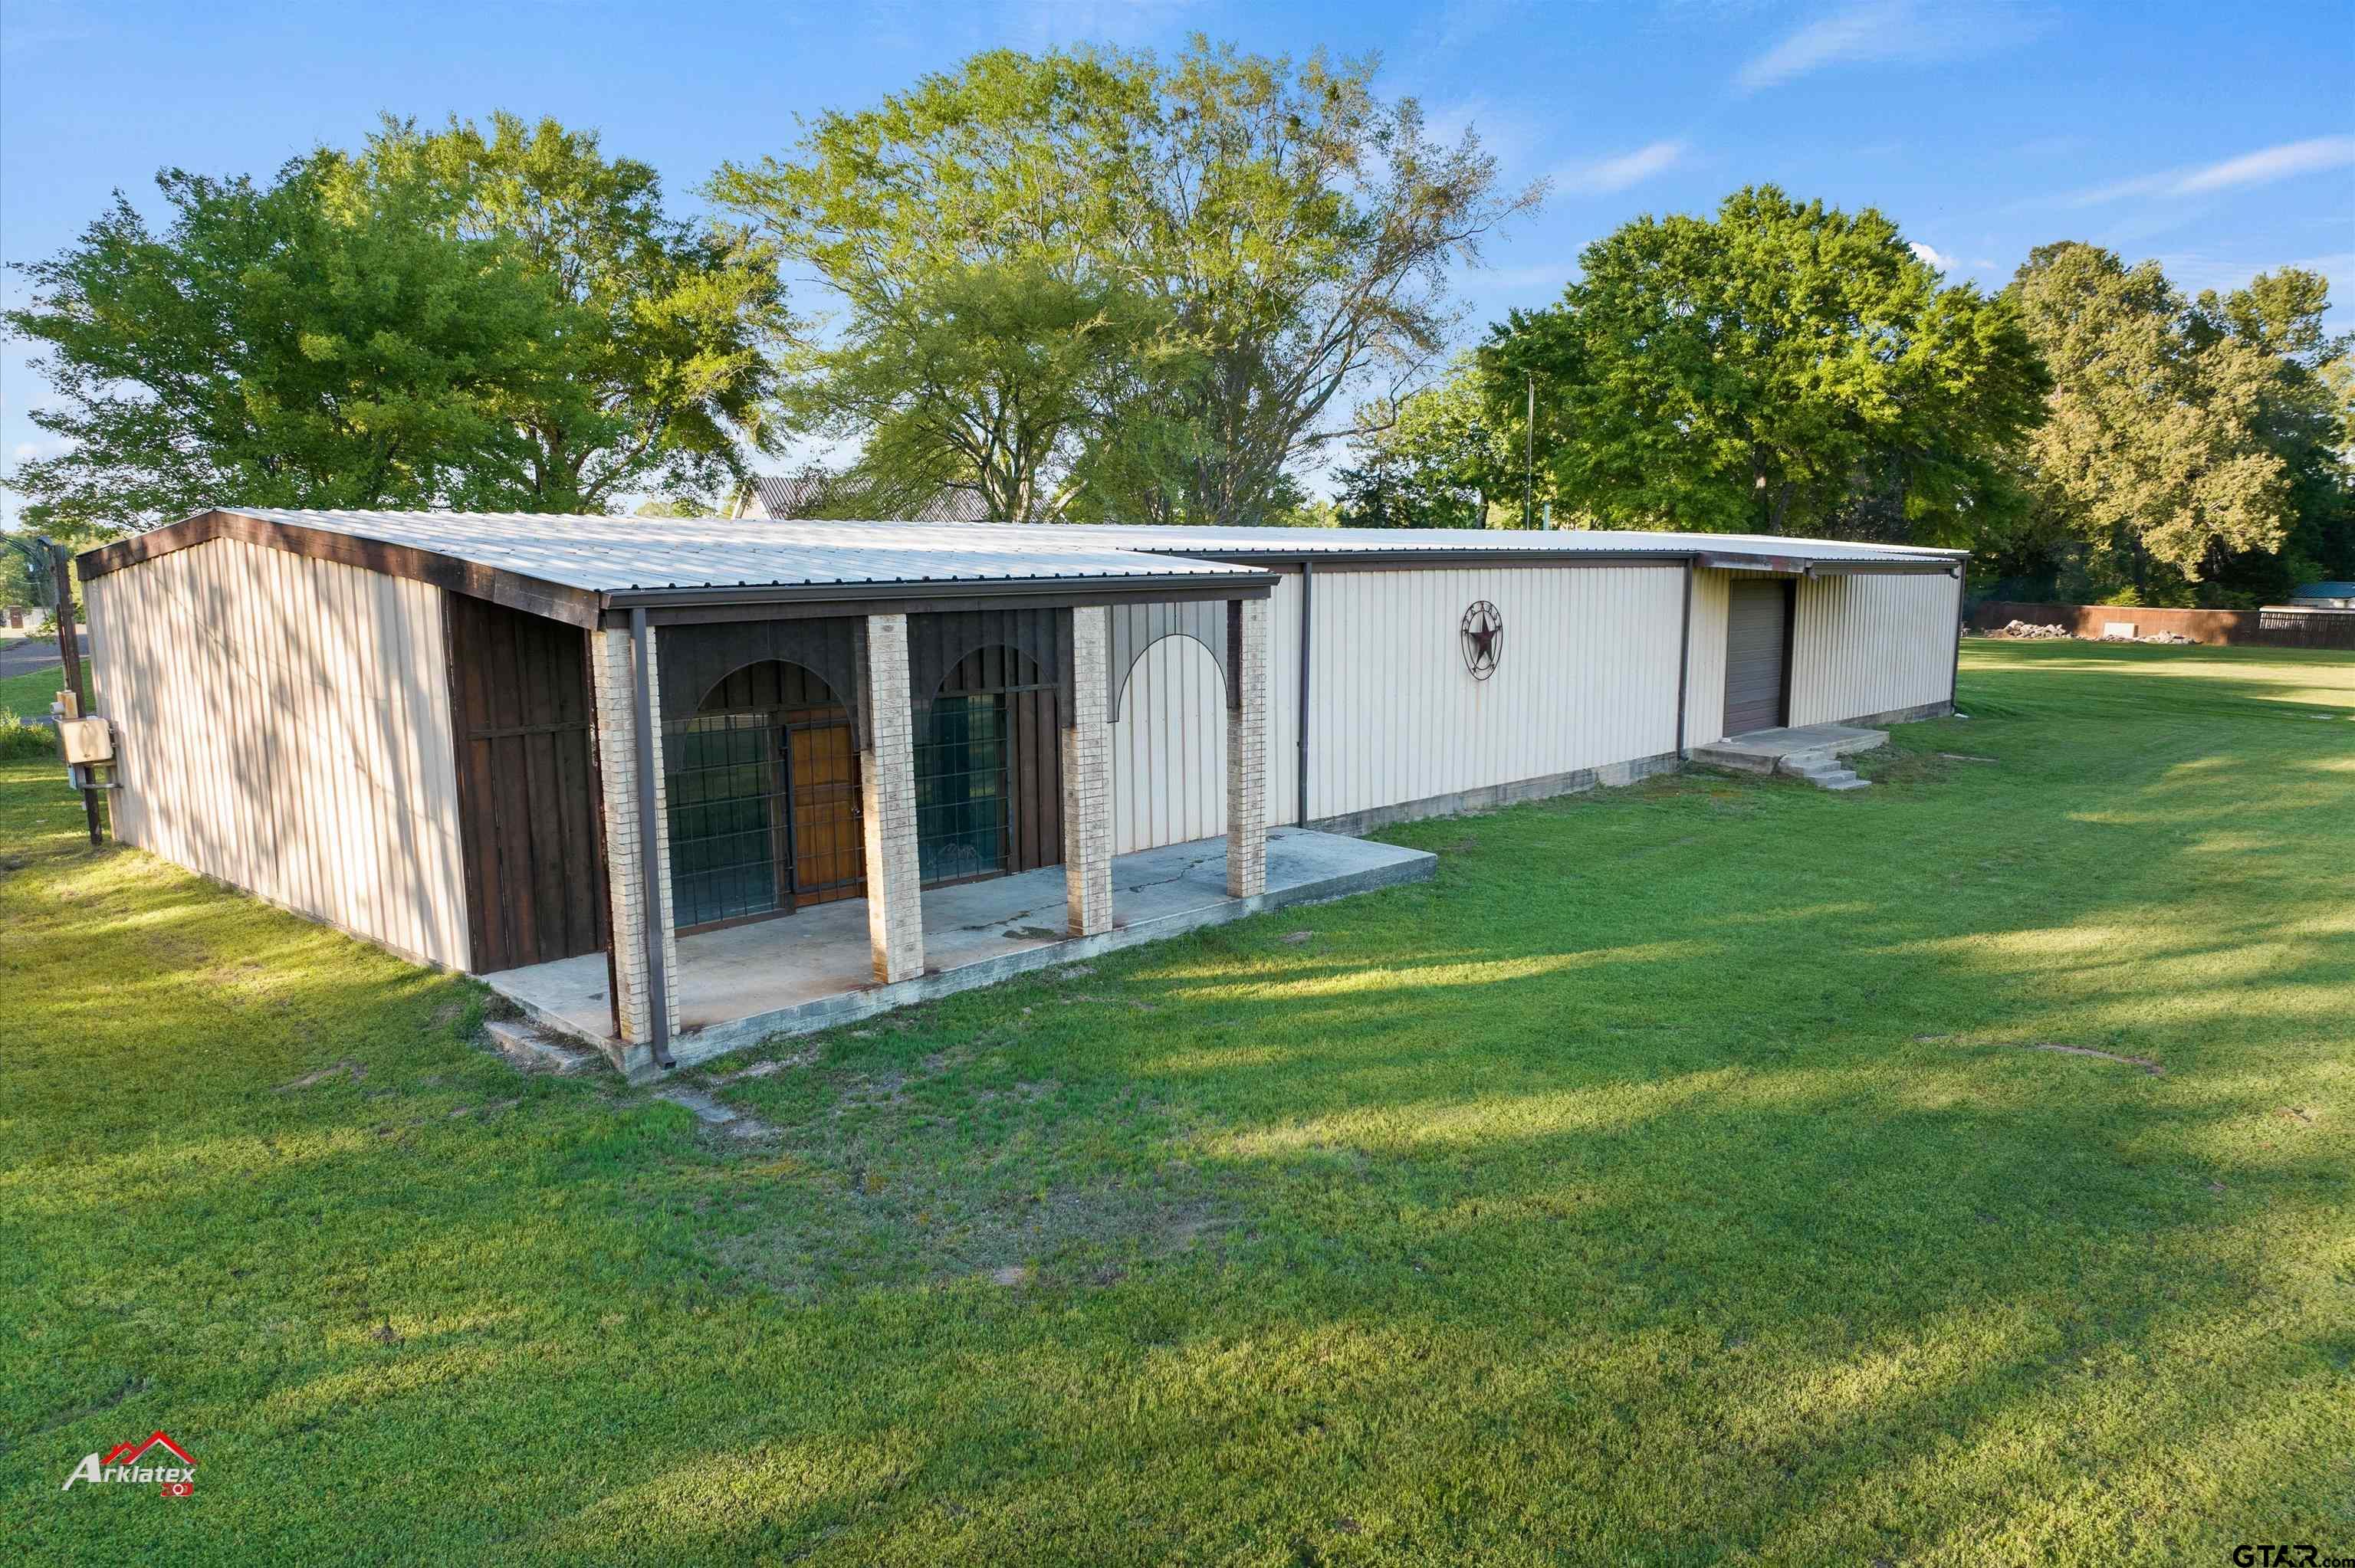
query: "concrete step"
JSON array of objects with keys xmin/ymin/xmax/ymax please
[
  {"xmin": 1773, "ymin": 753, "xmax": 1870, "ymax": 791},
  {"xmin": 484, "ymin": 1019, "xmax": 601, "ymax": 1074}
]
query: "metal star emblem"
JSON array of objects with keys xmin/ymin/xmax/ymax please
[{"xmin": 1460, "ymin": 601, "xmax": 1503, "ymax": 680}]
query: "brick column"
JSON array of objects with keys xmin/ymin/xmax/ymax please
[
  {"xmin": 859, "ymin": 614, "xmax": 925, "ymax": 983},
  {"xmin": 591, "ymin": 627, "xmax": 678, "ymax": 1047},
  {"xmin": 1063, "ymin": 605, "xmax": 1113, "ymax": 936},
  {"xmin": 1226, "ymin": 596, "xmax": 1269, "ymax": 899}
]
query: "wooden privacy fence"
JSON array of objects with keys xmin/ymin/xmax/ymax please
[{"xmin": 1969, "ymin": 601, "xmax": 2355, "ymax": 651}]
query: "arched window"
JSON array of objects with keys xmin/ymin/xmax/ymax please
[
  {"xmin": 663, "ymin": 660, "xmax": 862, "ymax": 930},
  {"xmin": 915, "ymin": 645, "xmax": 1063, "ymax": 887}
]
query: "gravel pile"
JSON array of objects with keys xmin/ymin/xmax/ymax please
[{"xmin": 1984, "ymin": 620, "xmax": 2074, "ymax": 639}]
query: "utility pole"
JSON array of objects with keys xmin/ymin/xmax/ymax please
[
  {"xmin": 37, "ymin": 537, "xmax": 102, "ymax": 845},
  {"xmin": 1523, "ymin": 369, "xmax": 1536, "ymax": 530}
]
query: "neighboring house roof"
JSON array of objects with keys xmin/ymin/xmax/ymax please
[
  {"xmin": 2291, "ymin": 582, "xmax": 2355, "ymax": 601},
  {"xmin": 744, "ymin": 469, "xmax": 993, "ymax": 524}
]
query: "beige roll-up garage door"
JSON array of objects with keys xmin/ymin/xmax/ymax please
[{"xmin": 1723, "ymin": 579, "xmax": 1792, "ymax": 736}]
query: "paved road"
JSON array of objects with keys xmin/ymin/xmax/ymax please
[{"xmin": 0, "ymin": 632, "xmax": 86, "ymax": 681}]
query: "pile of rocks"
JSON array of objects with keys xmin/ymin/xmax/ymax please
[
  {"xmin": 1984, "ymin": 620, "xmax": 2074, "ymax": 639},
  {"xmin": 2121, "ymin": 630, "xmax": 2197, "ymax": 645}
]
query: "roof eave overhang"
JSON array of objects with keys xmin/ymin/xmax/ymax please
[
  {"xmin": 1695, "ymin": 551, "xmax": 1964, "ymax": 577},
  {"xmin": 1124, "ymin": 543, "xmax": 1967, "ymax": 576},
  {"xmin": 599, "ymin": 567, "xmax": 1277, "ymax": 626},
  {"xmin": 77, "ymin": 509, "xmax": 604, "ymax": 627}
]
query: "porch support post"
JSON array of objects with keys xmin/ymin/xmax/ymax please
[
  {"xmin": 591, "ymin": 622, "xmax": 679, "ymax": 1062},
  {"xmin": 1063, "ymin": 605, "xmax": 1113, "ymax": 937},
  {"xmin": 1226, "ymin": 596, "xmax": 1269, "ymax": 899},
  {"xmin": 858, "ymin": 612, "xmax": 925, "ymax": 983}
]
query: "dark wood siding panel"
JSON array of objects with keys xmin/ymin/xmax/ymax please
[{"xmin": 445, "ymin": 592, "xmax": 608, "ymax": 973}]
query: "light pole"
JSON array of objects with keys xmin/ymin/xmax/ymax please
[{"xmin": 1523, "ymin": 369, "xmax": 1536, "ymax": 530}]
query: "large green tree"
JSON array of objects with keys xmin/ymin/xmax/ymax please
[
  {"xmin": 391, "ymin": 113, "xmax": 793, "ymax": 511},
  {"xmin": 1080, "ymin": 42, "xmax": 1539, "ymax": 526},
  {"xmin": 2007, "ymin": 242, "xmax": 2308, "ymax": 600},
  {"xmin": 710, "ymin": 50, "xmax": 1148, "ymax": 520},
  {"xmin": 1334, "ymin": 357, "xmax": 1516, "ymax": 527},
  {"xmin": 5, "ymin": 156, "xmax": 541, "ymax": 543},
  {"xmin": 713, "ymin": 40, "xmax": 1537, "ymax": 523},
  {"xmin": 6, "ymin": 114, "xmax": 789, "ymax": 542},
  {"xmin": 1484, "ymin": 186, "xmax": 2048, "ymax": 542}
]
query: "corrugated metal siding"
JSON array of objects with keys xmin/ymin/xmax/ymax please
[
  {"xmin": 83, "ymin": 535, "xmax": 471, "ymax": 969},
  {"xmin": 1304, "ymin": 565, "xmax": 1684, "ymax": 822},
  {"xmin": 1683, "ymin": 569, "xmax": 1732, "ymax": 747},
  {"xmin": 1105, "ymin": 573, "xmax": 1302, "ymax": 855},
  {"xmin": 1109, "ymin": 633, "xmax": 1228, "ymax": 854},
  {"xmin": 1266, "ymin": 572, "xmax": 1302, "ymax": 828},
  {"xmin": 1789, "ymin": 572, "xmax": 1959, "ymax": 725}
]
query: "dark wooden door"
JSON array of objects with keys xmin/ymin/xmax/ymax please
[
  {"xmin": 445, "ymin": 594, "xmax": 609, "ymax": 973},
  {"xmin": 1723, "ymin": 579, "xmax": 1794, "ymax": 736},
  {"xmin": 784, "ymin": 717, "xmax": 864, "ymax": 904}
]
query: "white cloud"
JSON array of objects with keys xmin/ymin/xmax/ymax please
[
  {"xmin": 2176, "ymin": 136, "xmax": 2355, "ymax": 195},
  {"xmin": 1734, "ymin": 0, "xmax": 2040, "ymax": 93},
  {"xmin": 1555, "ymin": 139, "xmax": 1689, "ymax": 195},
  {"xmin": 2148, "ymin": 249, "xmax": 2355, "ymax": 300},
  {"xmin": 1907, "ymin": 241, "xmax": 1959, "ymax": 271},
  {"xmin": 2065, "ymin": 136, "xmax": 2355, "ymax": 207}
]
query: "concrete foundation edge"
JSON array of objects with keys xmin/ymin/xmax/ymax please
[
  {"xmin": 1303, "ymin": 751, "xmax": 1683, "ymax": 837},
  {"xmin": 507, "ymin": 847, "xmax": 1438, "ymax": 1082}
]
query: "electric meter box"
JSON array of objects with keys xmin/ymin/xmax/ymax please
[{"xmin": 57, "ymin": 717, "xmax": 113, "ymax": 766}]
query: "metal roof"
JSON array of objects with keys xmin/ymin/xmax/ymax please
[
  {"xmin": 744, "ymin": 470, "xmax": 994, "ymax": 523},
  {"xmin": 983, "ymin": 523, "xmax": 1967, "ymax": 571},
  {"xmin": 212, "ymin": 509, "xmax": 1271, "ymax": 592}
]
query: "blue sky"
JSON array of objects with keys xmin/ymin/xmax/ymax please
[{"xmin": 3, "ymin": 0, "xmax": 2350, "ymax": 523}]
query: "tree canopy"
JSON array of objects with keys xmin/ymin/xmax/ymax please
[
  {"xmin": 1480, "ymin": 185, "xmax": 2048, "ymax": 542},
  {"xmin": 1333, "ymin": 358, "xmax": 1517, "ymax": 527},
  {"xmin": 712, "ymin": 39, "xmax": 1538, "ymax": 523},
  {"xmin": 2002, "ymin": 243, "xmax": 2351, "ymax": 602},
  {"xmin": 5, "ymin": 114, "xmax": 790, "ymax": 542}
]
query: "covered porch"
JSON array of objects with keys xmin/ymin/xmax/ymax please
[{"xmin": 487, "ymin": 827, "xmax": 1432, "ymax": 1079}]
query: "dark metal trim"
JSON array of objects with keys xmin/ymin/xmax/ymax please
[
  {"xmin": 629, "ymin": 607, "xmax": 674, "ymax": 1071},
  {"xmin": 612, "ymin": 582, "xmax": 1269, "ymax": 628},
  {"xmin": 1949, "ymin": 559, "xmax": 1967, "ymax": 710},
  {"xmin": 603, "ymin": 572, "xmax": 1275, "ymax": 615},
  {"xmin": 1135, "ymin": 545, "xmax": 1966, "ymax": 576},
  {"xmin": 1777, "ymin": 579, "xmax": 1799, "ymax": 729},
  {"xmin": 1675, "ymin": 559, "xmax": 1693, "ymax": 756},
  {"xmin": 1296, "ymin": 559, "xmax": 1313, "ymax": 827},
  {"xmin": 77, "ymin": 509, "xmax": 601, "ymax": 626}
]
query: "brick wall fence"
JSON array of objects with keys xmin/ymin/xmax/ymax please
[{"xmin": 1969, "ymin": 601, "xmax": 2355, "ymax": 650}]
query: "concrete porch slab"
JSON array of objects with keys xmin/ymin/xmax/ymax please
[
  {"xmin": 484, "ymin": 827, "xmax": 1434, "ymax": 1080},
  {"xmin": 1691, "ymin": 723, "xmax": 1889, "ymax": 775}
]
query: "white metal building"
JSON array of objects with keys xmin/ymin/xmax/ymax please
[{"xmin": 77, "ymin": 510, "xmax": 1963, "ymax": 1074}]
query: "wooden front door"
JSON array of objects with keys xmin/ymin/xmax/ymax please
[
  {"xmin": 445, "ymin": 593, "xmax": 609, "ymax": 973},
  {"xmin": 783, "ymin": 714, "xmax": 863, "ymax": 905},
  {"xmin": 1723, "ymin": 579, "xmax": 1795, "ymax": 736},
  {"xmin": 663, "ymin": 659, "xmax": 865, "ymax": 932}
]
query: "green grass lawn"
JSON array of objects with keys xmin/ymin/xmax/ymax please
[{"xmin": 5, "ymin": 641, "xmax": 2351, "ymax": 1564}]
